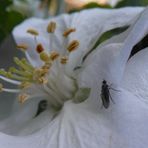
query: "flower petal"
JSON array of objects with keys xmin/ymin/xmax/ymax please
[
  {"xmin": 116, "ymin": 7, "xmax": 148, "ymax": 82},
  {"xmin": 0, "ymin": 90, "xmax": 148, "ymax": 148},
  {"xmin": 0, "ymin": 97, "xmax": 42, "ymax": 135},
  {"xmin": 99, "ymin": 7, "xmax": 148, "ymax": 85},
  {"xmin": 122, "ymin": 47, "xmax": 148, "ymax": 103},
  {"xmin": 66, "ymin": 7, "xmax": 143, "ymax": 74}
]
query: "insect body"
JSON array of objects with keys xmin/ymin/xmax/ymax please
[{"xmin": 100, "ymin": 80, "xmax": 113, "ymax": 109}]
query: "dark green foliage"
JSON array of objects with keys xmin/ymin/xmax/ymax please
[
  {"xmin": 83, "ymin": 2, "xmax": 112, "ymax": 9},
  {"xmin": 116, "ymin": 0, "xmax": 148, "ymax": 7},
  {"xmin": 69, "ymin": 2, "xmax": 112, "ymax": 13},
  {"xmin": 0, "ymin": 0, "xmax": 25, "ymax": 44}
]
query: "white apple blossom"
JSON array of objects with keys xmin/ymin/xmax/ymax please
[{"xmin": 0, "ymin": 7, "xmax": 148, "ymax": 148}]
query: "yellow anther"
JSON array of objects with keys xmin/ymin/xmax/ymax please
[
  {"xmin": 67, "ymin": 40, "xmax": 79, "ymax": 52},
  {"xmin": 16, "ymin": 44, "xmax": 28, "ymax": 51},
  {"xmin": 47, "ymin": 22, "xmax": 56, "ymax": 33},
  {"xmin": 33, "ymin": 68, "xmax": 48, "ymax": 83},
  {"xmin": 42, "ymin": 62, "xmax": 52, "ymax": 70},
  {"xmin": 60, "ymin": 56, "xmax": 68, "ymax": 64},
  {"xmin": 50, "ymin": 51, "xmax": 59, "ymax": 61},
  {"xmin": 63, "ymin": 28, "xmax": 76, "ymax": 37},
  {"xmin": 40, "ymin": 52, "xmax": 50, "ymax": 62},
  {"xmin": 27, "ymin": 28, "xmax": 39, "ymax": 36},
  {"xmin": 0, "ymin": 84, "xmax": 3, "ymax": 92},
  {"xmin": 38, "ymin": 77, "xmax": 48, "ymax": 84},
  {"xmin": 20, "ymin": 82, "xmax": 31, "ymax": 89},
  {"xmin": 34, "ymin": 68, "xmax": 47, "ymax": 77},
  {"xmin": 36, "ymin": 44, "xmax": 44, "ymax": 53},
  {"xmin": 18, "ymin": 93, "xmax": 29, "ymax": 104}
]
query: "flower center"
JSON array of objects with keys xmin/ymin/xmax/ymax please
[{"xmin": 0, "ymin": 21, "xmax": 90, "ymax": 109}]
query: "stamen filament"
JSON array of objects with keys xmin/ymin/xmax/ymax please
[
  {"xmin": 0, "ymin": 75, "xmax": 21, "ymax": 85},
  {"xmin": 2, "ymin": 88, "xmax": 21, "ymax": 93}
]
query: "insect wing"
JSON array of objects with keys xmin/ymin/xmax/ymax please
[{"xmin": 101, "ymin": 87, "xmax": 110, "ymax": 109}]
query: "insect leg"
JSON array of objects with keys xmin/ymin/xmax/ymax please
[
  {"xmin": 109, "ymin": 87, "xmax": 120, "ymax": 92},
  {"xmin": 108, "ymin": 91, "xmax": 115, "ymax": 104}
]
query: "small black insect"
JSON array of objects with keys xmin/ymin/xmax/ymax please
[{"xmin": 100, "ymin": 80, "xmax": 114, "ymax": 109}]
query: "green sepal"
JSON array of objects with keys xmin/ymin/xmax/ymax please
[{"xmin": 73, "ymin": 87, "xmax": 91, "ymax": 103}]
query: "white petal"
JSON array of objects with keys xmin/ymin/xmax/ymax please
[
  {"xmin": 122, "ymin": 47, "xmax": 148, "ymax": 104},
  {"xmin": 66, "ymin": 7, "xmax": 143, "ymax": 74},
  {"xmin": 0, "ymin": 97, "xmax": 42, "ymax": 135},
  {"xmin": 78, "ymin": 43, "xmax": 122, "ymax": 88},
  {"xmin": 117, "ymin": 7, "xmax": 148, "ymax": 80},
  {"xmin": 0, "ymin": 90, "xmax": 148, "ymax": 148},
  {"xmin": 83, "ymin": 7, "xmax": 148, "ymax": 86},
  {"xmin": 106, "ymin": 7, "xmax": 148, "ymax": 84}
]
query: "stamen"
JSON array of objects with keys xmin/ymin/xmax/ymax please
[
  {"xmin": 47, "ymin": 22, "xmax": 56, "ymax": 33},
  {"xmin": 63, "ymin": 28, "xmax": 76, "ymax": 37},
  {"xmin": 42, "ymin": 62, "xmax": 52, "ymax": 70},
  {"xmin": 2, "ymin": 88, "xmax": 20, "ymax": 93},
  {"xmin": 0, "ymin": 75, "xmax": 21, "ymax": 85},
  {"xmin": 67, "ymin": 40, "xmax": 79, "ymax": 52},
  {"xmin": 50, "ymin": 51, "xmax": 59, "ymax": 61},
  {"xmin": 27, "ymin": 28, "xmax": 39, "ymax": 36},
  {"xmin": 18, "ymin": 93, "xmax": 29, "ymax": 104},
  {"xmin": 40, "ymin": 52, "xmax": 50, "ymax": 62},
  {"xmin": 36, "ymin": 44, "xmax": 44, "ymax": 53},
  {"xmin": 20, "ymin": 82, "xmax": 31, "ymax": 89},
  {"xmin": 0, "ymin": 69, "xmax": 30, "ymax": 82},
  {"xmin": 60, "ymin": 56, "xmax": 68, "ymax": 64},
  {"xmin": 38, "ymin": 77, "xmax": 48, "ymax": 84},
  {"xmin": 16, "ymin": 44, "xmax": 28, "ymax": 51},
  {"xmin": 33, "ymin": 68, "xmax": 48, "ymax": 83}
]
